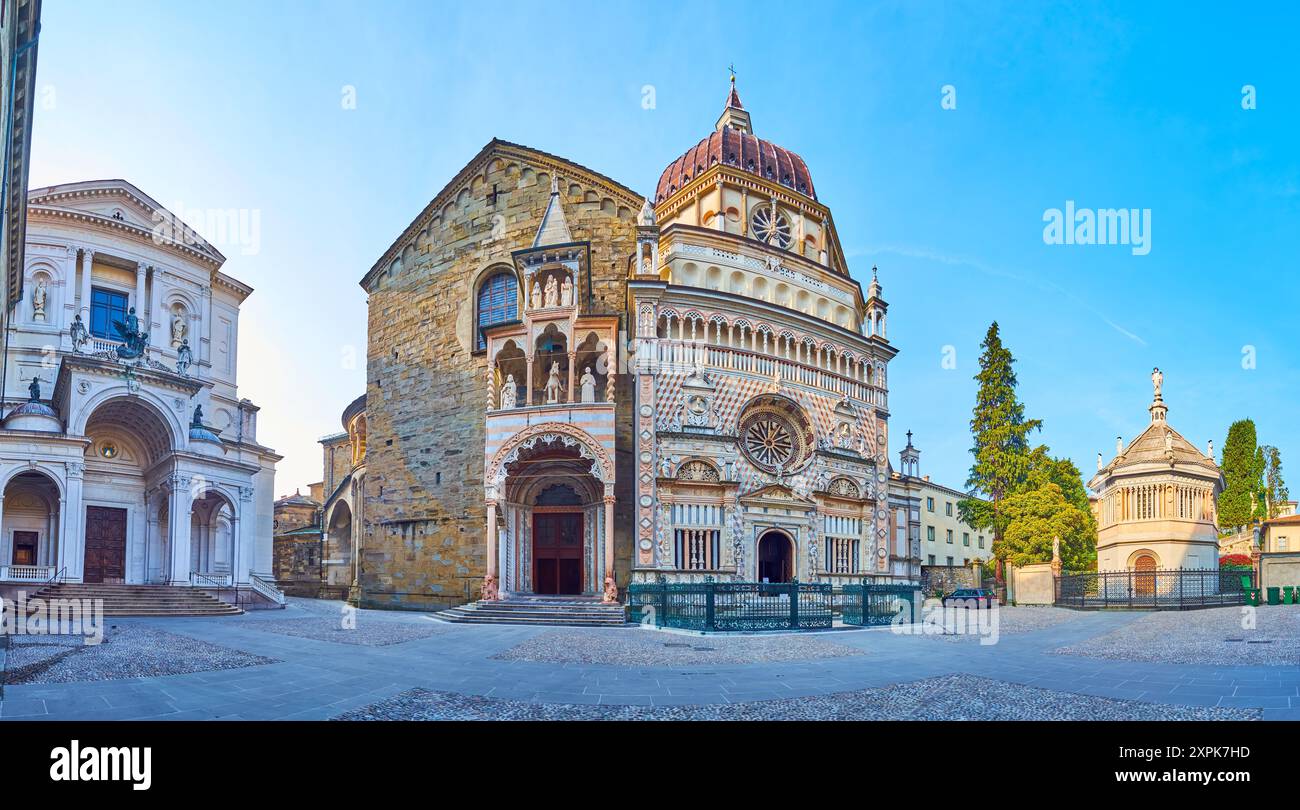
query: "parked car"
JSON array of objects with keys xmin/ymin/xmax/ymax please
[{"xmin": 942, "ymin": 588, "xmax": 996, "ymax": 609}]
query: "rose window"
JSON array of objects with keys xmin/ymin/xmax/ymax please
[
  {"xmin": 737, "ymin": 395, "xmax": 813, "ymax": 473},
  {"xmin": 751, "ymin": 206, "xmax": 792, "ymax": 249}
]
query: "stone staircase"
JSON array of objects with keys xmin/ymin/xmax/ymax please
[
  {"xmin": 433, "ymin": 595, "xmax": 627, "ymax": 627},
  {"xmin": 30, "ymin": 583, "xmax": 243, "ymax": 617}
]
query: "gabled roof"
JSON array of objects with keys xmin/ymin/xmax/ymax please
[
  {"xmin": 532, "ymin": 176, "xmax": 573, "ymax": 247},
  {"xmin": 28, "ymin": 179, "xmax": 227, "ymax": 266}
]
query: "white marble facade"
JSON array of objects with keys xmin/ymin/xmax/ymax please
[{"xmin": 0, "ymin": 180, "xmax": 279, "ymax": 586}]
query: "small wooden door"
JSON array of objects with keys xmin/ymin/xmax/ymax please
[
  {"xmin": 1133, "ymin": 554, "xmax": 1157, "ymax": 596},
  {"xmin": 84, "ymin": 506, "xmax": 127, "ymax": 584},
  {"xmin": 533, "ymin": 512, "xmax": 583, "ymax": 595},
  {"xmin": 12, "ymin": 531, "xmax": 38, "ymax": 565}
]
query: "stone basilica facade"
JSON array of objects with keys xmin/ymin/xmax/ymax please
[{"xmin": 334, "ymin": 82, "xmax": 921, "ymax": 610}]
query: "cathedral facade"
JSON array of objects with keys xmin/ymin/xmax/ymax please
[
  {"xmin": 0, "ymin": 181, "xmax": 280, "ymax": 593},
  {"xmin": 339, "ymin": 83, "xmax": 920, "ymax": 610}
]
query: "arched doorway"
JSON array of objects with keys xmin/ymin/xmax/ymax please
[
  {"xmin": 1132, "ymin": 552, "xmax": 1158, "ymax": 596},
  {"xmin": 757, "ymin": 530, "xmax": 794, "ymax": 583},
  {"xmin": 1, "ymin": 470, "xmax": 61, "ymax": 573},
  {"xmin": 190, "ymin": 491, "xmax": 235, "ymax": 579}
]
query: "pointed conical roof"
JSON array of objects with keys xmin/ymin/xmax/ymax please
[{"xmin": 532, "ymin": 175, "xmax": 573, "ymax": 247}]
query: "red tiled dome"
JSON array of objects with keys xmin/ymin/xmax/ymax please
[{"xmin": 656, "ymin": 127, "xmax": 817, "ymax": 204}]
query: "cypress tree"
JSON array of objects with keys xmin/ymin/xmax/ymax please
[
  {"xmin": 1218, "ymin": 419, "xmax": 1265, "ymax": 530},
  {"xmin": 958, "ymin": 322, "xmax": 1042, "ymax": 568}
]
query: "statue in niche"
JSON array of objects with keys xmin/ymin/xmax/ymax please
[
  {"xmin": 560, "ymin": 276, "xmax": 573, "ymax": 307},
  {"xmin": 579, "ymin": 367, "xmax": 596, "ymax": 402},
  {"xmin": 529, "ymin": 279, "xmax": 542, "ymax": 310},
  {"xmin": 69, "ymin": 313, "xmax": 88, "ymax": 353},
  {"xmin": 171, "ymin": 310, "xmax": 188, "ymax": 347},
  {"xmin": 544, "ymin": 275, "xmax": 559, "ymax": 308},
  {"xmin": 544, "ymin": 361, "xmax": 563, "ymax": 404},
  {"xmin": 176, "ymin": 339, "xmax": 193, "ymax": 376},
  {"xmin": 31, "ymin": 280, "xmax": 47, "ymax": 321},
  {"xmin": 500, "ymin": 374, "xmax": 517, "ymax": 409}
]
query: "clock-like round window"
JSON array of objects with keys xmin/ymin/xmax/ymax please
[
  {"xmin": 751, "ymin": 206, "xmax": 792, "ymax": 249},
  {"xmin": 737, "ymin": 395, "xmax": 813, "ymax": 474}
]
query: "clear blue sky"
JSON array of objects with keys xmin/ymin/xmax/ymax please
[{"xmin": 29, "ymin": 1, "xmax": 1299, "ymax": 496}]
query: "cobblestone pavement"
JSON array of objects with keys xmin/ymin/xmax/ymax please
[
  {"xmin": 1055, "ymin": 605, "xmax": 1300, "ymax": 666},
  {"xmin": 2, "ymin": 625, "xmax": 277, "ymax": 686},
  {"xmin": 492, "ymin": 627, "xmax": 864, "ymax": 666},
  {"xmin": 335, "ymin": 674, "xmax": 1259, "ymax": 720},
  {"xmin": 245, "ymin": 616, "xmax": 447, "ymax": 647},
  {"xmin": 2, "ymin": 597, "xmax": 1299, "ymax": 720}
]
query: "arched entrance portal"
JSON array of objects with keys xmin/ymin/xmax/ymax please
[
  {"xmin": 325, "ymin": 501, "xmax": 353, "ymax": 588},
  {"xmin": 532, "ymin": 484, "xmax": 583, "ymax": 595},
  {"xmin": 757, "ymin": 530, "xmax": 794, "ymax": 584},
  {"xmin": 1132, "ymin": 552, "xmax": 1158, "ymax": 596},
  {"xmin": 1, "ymin": 471, "xmax": 62, "ymax": 572}
]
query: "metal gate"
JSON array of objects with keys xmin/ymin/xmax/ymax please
[{"xmin": 841, "ymin": 583, "xmax": 920, "ymax": 626}]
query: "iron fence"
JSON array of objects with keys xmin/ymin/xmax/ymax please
[
  {"xmin": 627, "ymin": 579, "xmax": 833, "ymax": 631},
  {"xmin": 841, "ymin": 583, "xmax": 921, "ymax": 626},
  {"xmin": 1055, "ymin": 568, "xmax": 1256, "ymax": 610}
]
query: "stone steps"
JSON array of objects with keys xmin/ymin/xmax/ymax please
[
  {"xmin": 30, "ymin": 584, "xmax": 243, "ymax": 617},
  {"xmin": 434, "ymin": 597, "xmax": 626, "ymax": 627}
]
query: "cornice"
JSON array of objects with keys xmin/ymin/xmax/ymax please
[{"xmin": 28, "ymin": 204, "xmax": 224, "ymax": 270}]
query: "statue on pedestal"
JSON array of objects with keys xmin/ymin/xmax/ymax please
[
  {"xmin": 69, "ymin": 313, "xmax": 88, "ymax": 353},
  {"xmin": 1151, "ymin": 366, "xmax": 1163, "ymax": 399},
  {"xmin": 544, "ymin": 361, "xmax": 563, "ymax": 404},
  {"xmin": 32, "ymin": 280, "xmax": 47, "ymax": 321},
  {"xmin": 529, "ymin": 279, "xmax": 542, "ymax": 310},
  {"xmin": 579, "ymin": 367, "xmax": 596, "ymax": 402},
  {"xmin": 560, "ymin": 276, "xmax": 573, "ymax": 307},
  {"xmin": 176, "ymin": 339, "xmax": 193, "ymax": 376},
  {"xmin": 500, "ymin": 374, "xmax": 517, "ymax": 409},
  {"xmin": 28, "ymin": 375, "xmax": 42, "ymax": 402}
]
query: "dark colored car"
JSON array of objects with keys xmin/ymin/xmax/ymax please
[{"xmin": 942, "ymin": 588, "xmax": 996, "ymax": 609}]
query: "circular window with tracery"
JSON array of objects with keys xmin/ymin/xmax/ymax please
[
  {"xmin": 737, "ymin": 395, "xmax": 813, "ymax": 474},
  {"xmin": 751, "ymin": 206, "xmax": 791, "ymax": 249}
]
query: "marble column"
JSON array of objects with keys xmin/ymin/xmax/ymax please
[
  {"xmin": 0, "ymin": 494, "xmax": 6, "ymax": 566},
  {"xmin": 167, "ymin": 475, "xmax": 193, "ymax": 585},
  {"xmin": 483, "ymin": 499, "xmax": 499, "ymax": 600},
  {"xmin": 567, "ymin": 352, "xmax": 576, "ymax": 403},
  {"xmin": 60, "ymin": 463, "xmax": 85, "ymax": 581},
  {"xmin": 78, "ymin": 249, "xmax": 94, "ymax": 321},
  {"xmin": 602, "ymin": 491, "xmax": 616, "ymax": 603},
  {"xmin": 135, "ymin": 262, "xmax": 148, "ymax": 317}
]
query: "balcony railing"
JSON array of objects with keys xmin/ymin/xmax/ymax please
[
  {"xmin": 0, "ymin": 564, "xmax": 55, "ymax": 582},
  {"xmin": 652, "ymin": 339, "xmax": 886, "ymax": 407}
]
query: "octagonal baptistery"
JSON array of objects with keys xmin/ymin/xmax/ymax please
[{"xmin": 628, "ymin": 79, "xmax": 910, "ymax": 586}]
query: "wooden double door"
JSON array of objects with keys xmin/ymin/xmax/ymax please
[
  {"xmin": 533, "ymin": 511, "xmax": 583, "ymax": 595},
  {"xmin": 84, "ymin": 506, "xmax": 127, "ymax": 584}
]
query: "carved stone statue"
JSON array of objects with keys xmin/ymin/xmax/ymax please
[
  {"xmin": 1151, "ymin": 366, "xmax": 1163, "ymax": 399},
  {"xmin": 192, "ymin": 404, "xmax": 205, "ymax": 428},
  {"xmin": 31, "ymin": 280, "xmax": 46, "ymax": 321},
  {"xmin": 69, "ymin": 313, "xmax": 88, "ymax": 353},
  {"xmin": 176, "ymin": 339, "xmax": 193, "ymax": 376},
  {"xmin": 171, "ymin": 311, "xmax": 187, "ymax": 347},
  {"xmin": 579, "ymin": 367, "xmax": 596, "ymax": 402},
  {"xmin": 1052, "ymin": 535, "xmax": 1061, "ymax": 563},
  {"xmin": 500, "ymin": 374, "xmax": 517, "ymax": 409},
  {"xmin": 560, "ymin": 276, "xmax": 573, "ymax": 307},
  {"xmin": 637, "ymin": 197, "xmax": 655, "ymax": 227},
  {"xmin": 544, "ymin": 275, "xmax": 559, "ymax": 308},
  {"xmin": 602, "ymin": 573, "xmax": 619, "ymax": 603},
  {"xmin": 529, "ymin": 279, "xmax": 542, "ymax": 310},
  {"xmin": 27, "ymin": 375, "xmax": 42, "ymax": 402},
  {"xmin": 1165, "ymin": 429, "xmax": 1174, "ymax": 454},
  {"xmin": 544, "ymin": 360, "xmax": 563, "ymax": 404}
]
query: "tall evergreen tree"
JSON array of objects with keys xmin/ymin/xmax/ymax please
[
  {"xmin": 1263, "ymin": 445, "xmax": 1289, "ymax": 518},
  {"xmin": 958, "ymin": 322, "xmax": 1042, "ymax": 564},
  {"xmin": 1218, "ymin": 419, "xmax": 1265, "ymax": 530}
]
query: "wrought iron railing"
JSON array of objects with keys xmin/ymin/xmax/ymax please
[
  {"xmin": 628, "ymin": 578, "xmax": 833, "ymax": 631},
  {"xmin": 1055, "ymin": 568, "xmax": 1255, "ymax": 610},
  {"xmin": 841, "ymin": 583, "xmax": 921, "ymax": 626}
]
